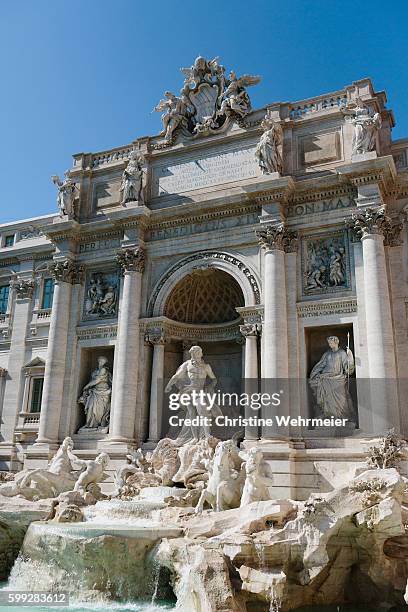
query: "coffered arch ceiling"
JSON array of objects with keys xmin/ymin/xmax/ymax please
[{"xmin": 164, "ymin": 268, "xmax": 244, "ymax": 324}]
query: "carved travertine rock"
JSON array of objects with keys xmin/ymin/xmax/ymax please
[{"xmin": 366, "ymin": 430, "xmax": 408, "ymax": 469}]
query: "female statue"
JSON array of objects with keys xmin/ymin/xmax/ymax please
[
  {"xmin": 120, "ymin": 152, "xmax": 145, "ymax": 204},
  {"xmin": 78, "ymin": 356, "xmax": 112, "ymax": 432},
  {"xmin": 255, "ymin": 117, "xmax": 283, "ymax": 175},
  {"xmin": 343, "ymin": 99, "xmax": 382, "ymax": 156}
]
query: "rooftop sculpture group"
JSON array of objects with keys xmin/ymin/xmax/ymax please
[{"xmin": 154, "ymin": 56, "xmax": 261, "ymax": 143}]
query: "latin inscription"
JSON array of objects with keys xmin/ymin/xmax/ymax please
[
  {"xmin": 79, "ymin": 238, "xmax": 121, "ymax": 253},
  {"xmin": 77, "ymin": 326, "xmax": 117, "ymax": 340},
  {"xmin": 287, "ymin": 197, "xmax": 355, "ymax": 219},
  {"xmin": 152, "ymin": 146, "xmax": 259, "ymax": 196},
  {"xmin": 149, "ymin": 212, "xmax": 259, "ymax": 241}
]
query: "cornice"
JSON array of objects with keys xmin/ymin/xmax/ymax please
[
  {"xmin": 336, "ymin": 155, "xmax": 397, "ymax": 198},
  {"xmin": 147, "ymin": 201, "xmax": 261, "ymax": 232}
]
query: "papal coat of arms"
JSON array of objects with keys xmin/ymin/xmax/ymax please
[{"xmin": 154, "ymin": 56, "xmax": 261, "ymax": 145}]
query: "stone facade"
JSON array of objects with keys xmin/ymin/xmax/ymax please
[{"xmin": 0, "ymin": 65, "xmax": 407, "ymax": 500}]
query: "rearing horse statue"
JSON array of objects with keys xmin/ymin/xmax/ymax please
[{"xmin": 195, "ymin": 440, "xmax": 244, "ymax": 513}]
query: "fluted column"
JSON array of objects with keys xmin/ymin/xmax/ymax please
[
  {"xmin": 240, "ymin": 323, "xmax": 259, "ymax": 440},
  {"xmin": 348, "ymin": 207, "xmax": 398, "ymax": 432},
  {"xmin": 108, "ymin": 247, "xmax": 145, "ymax": 443},
  {"xmin": 37, "ymin": 259, "xmax": 83, "ymax": 444},
  {"xmin": 147, "ymin": 332, "xmax": 166, "ymax": 444},
  {"xmin": 257, "ymin": 223, "xmax": 297, "ymax": 438}
]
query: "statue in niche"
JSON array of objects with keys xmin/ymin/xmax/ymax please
[
  {"xmin": 165, "ymin": 345, "xmax": 222, "ymax": 441},
  {"xmin": 154, "ymin": 91, "xmax": 190, "ymax": 142},
  {"xmin": 255, "ymin": 114, "xmax": 283, "ymax": 175},
  {"xmin": 85, "ymin": 275, "xmax": 117, "ymax": 317},
  {"xmin": 120, "ymin": 151, "xmax": 145, "ymax": 204},
  {"xmin": 343, "ymin": 98, "xmax": 382, "ymax": 155},
  {"xmin": 52, "ymin": 172, "xmax": 77, "ymax": 219},
  {"xmin": 309, "ymin": 336, "xmax": 355, "ymax": 423},
  {"xmin": 78, "ymin": 356, "xmax": 112, "ymax": 433}
]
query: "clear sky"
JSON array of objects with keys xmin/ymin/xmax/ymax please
[{"xmin": 0, "ymin": 0, "xmax": 406, "ymax": 223}]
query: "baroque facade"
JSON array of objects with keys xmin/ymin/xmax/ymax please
[{"xmin": 1, "ymin": 60, "xmax": 407, "ymax": 500}]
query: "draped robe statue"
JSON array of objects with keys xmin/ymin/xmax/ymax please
[
  {"xmin": 78, "ymin": 356, "xmax": 112, "ymax": 432},
  {"xmin": 309, "ymin": 336, "xmax": 355, "ymax": 422}
]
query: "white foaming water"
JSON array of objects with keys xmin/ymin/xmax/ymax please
[{"xmin": 84, "ymin": 499, "xmax": 164, "ymax": 525}]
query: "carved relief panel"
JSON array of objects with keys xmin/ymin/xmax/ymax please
[
  {"xmin": 301, "ymin": 231, "xmax": 351, "ymax": 296},
  {"xmin": 83, "ymin": 270, "xmax": 119, "ymax": 320}
]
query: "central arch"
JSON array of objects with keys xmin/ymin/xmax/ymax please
[
  {"xmin": 148, "ymin": 250, "xmax": 260, "ymax": 317},
  {"xmin": 164, "ymin": 268, "xmax": 244, "ymax": 324}
]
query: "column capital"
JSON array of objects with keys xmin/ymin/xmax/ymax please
[
  {"xmin": 48, "ymin": 259, "xmax": 84, "ymax": 284},
  {"xmin": 256, "ymin": 222, "xmax": 298, "ymax": 252},
  {"xmin": 145, "ymin": 330, "xmax": 166, "ymax": 345},
  {"xmin": 240, "ymin": 323, "xmax": 260, "ymax": 338},
  {"xmin": 116, "ymin": 246, "xmax": 145, "ymax": 274},
  {"xmin": 346, "ymin": 206, "xmax": 397, "ymax": 242},
  {"xmin": 10, "ymin": 277, "xmax": 35, "ymax": 299}
]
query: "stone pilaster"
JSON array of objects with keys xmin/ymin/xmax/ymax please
[
  {"xmin": 146, "ymin": 331, "xmax": 166, "ymax": 444},
  {"xmin": 257, "ymin": 223, "xmax": 297, "ymax": 439},
  {"xmin": 108, "ymin": 247, "xmax": 145, "ymax": 443},
  {"xmin": 0, "ymin": 275, "xmax": 35, "ymax": 447},
  {"xmin": 347, "ymin": 207, "xmax": 398, "ymax": 433},
  {"xmin": 36, "ymin": 259, "xmax": 84, "ymax": 445}
]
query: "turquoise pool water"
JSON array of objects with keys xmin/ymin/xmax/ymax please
[
  {"xmin": 0, "ymin": 602, "xmax": 175, "ymax": 612},
  {"xmin": 0, "ymin": 603, "xmax": 405, "ymax": 611}
]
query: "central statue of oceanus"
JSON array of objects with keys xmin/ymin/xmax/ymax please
[{"xmin": 165, "ymin": 345, "xmax": 222, "ymax": 441}]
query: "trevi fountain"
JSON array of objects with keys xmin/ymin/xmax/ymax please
[{"xmin": 0, "ymin": 56, "xmax": 408, "ymax": 610}]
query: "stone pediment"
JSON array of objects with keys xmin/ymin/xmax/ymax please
[{"xmin": 24, "ymin": 357, "xmax": 45, "ymax": 368}]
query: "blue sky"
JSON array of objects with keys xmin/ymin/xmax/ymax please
[{"xmin": 0, "ymin": 0, "xmax": 406, "ymax": 223}]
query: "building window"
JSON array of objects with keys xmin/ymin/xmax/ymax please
[
  {"xmin": 0, "ymin": 285, "xmax": 9, "ymax": 314},
  {"xmin": 30, "ymin": 378, "xmax": 44, "ymax": 413},
  {"xmin": 41, "ymin": 278, "xmax": 54, "ymax": 309},
  {"xmin": 4, "ymin": 235, "xmax": 14, "ymax": 247}
]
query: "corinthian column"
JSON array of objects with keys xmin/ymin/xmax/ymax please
[
  {"xmin": 147, "ymin": 332, "xmax": 166, "ymax": 444},
  {"xmin": 108, "ymin": 247, "xmax": 145, "ymax": 443},
  {"xmin": 256, "ymin": 223, "xmax": 297, "ymax": 438},
  {"xmin": 348, "ymin": 207, "xmax": 398, "ymax": 432},
  {"xmin": 37, "ymin": 259, "xmax": 83, "ymax": 444},
  {"xmin": 240, "ymin": 323, "xmax": 259, "ymax": 440}
]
